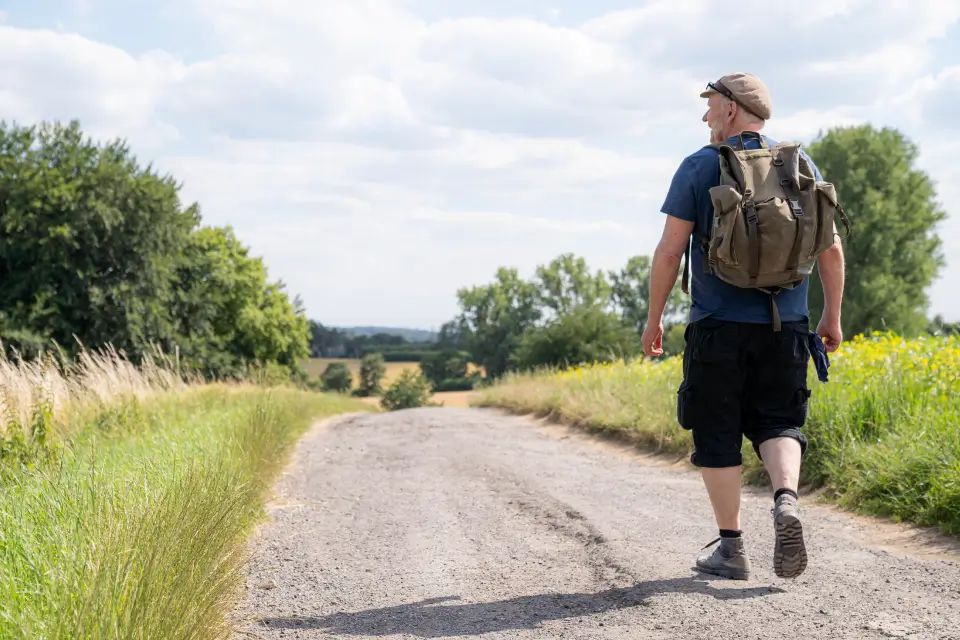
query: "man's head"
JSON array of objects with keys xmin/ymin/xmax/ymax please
[{"xmin": 700, "ymin": 72, "xmax": 772, "ymax": 143}]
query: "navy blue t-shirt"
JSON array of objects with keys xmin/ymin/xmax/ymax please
[{"xmin": 661, "ymin": 134, "xmax": 824, "ymax": 325}]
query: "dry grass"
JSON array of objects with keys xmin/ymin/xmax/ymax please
[
  {"xmin": 0, "ymin": 342, "xmax": 371, "ymax": 638},
  {"xmin": 0, "ymin": 343, "xmax": 188, "ymax": 442}
]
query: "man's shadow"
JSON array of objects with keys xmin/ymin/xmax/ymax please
[{"xmin": 252, "ymin": 576, "xmax": 785, "ymax": 637}]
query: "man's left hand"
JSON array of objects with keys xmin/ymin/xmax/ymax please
[{"xmin": 642, "ymin": 321, "xmax": 664, "ymax": 357}]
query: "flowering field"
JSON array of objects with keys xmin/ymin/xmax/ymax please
[{"xmin": 475, "ymin": 332, "xmax": 960, "ymax": 535}]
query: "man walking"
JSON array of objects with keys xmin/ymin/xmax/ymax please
[{"xmin": 641, "ymin": 72, "xmax": 846, "ymax": 580}]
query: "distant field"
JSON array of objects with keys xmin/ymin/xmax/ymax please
[
  {"xmin": 304, "ymin": 358, "xmax": 479, "ymax": 408},
  {"xmin": 303, "ymin": 358, "xmax": 420, "ymax": 386}
]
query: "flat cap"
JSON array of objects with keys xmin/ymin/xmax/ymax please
[{"xmin": 700, "ymin": 72, "xmax": 772, "ymax": 120}]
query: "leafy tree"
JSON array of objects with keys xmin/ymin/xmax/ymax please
[
  {"xmin": 511, "ymin": 304, "xmax": 640, "ymax": 371},
  {"xmin": 419, "ymin": 349, "xmax": 470, "ymax": 388},
  {"xmin": 0, "ymin": 120, "xmax": 196, "ymax": 358},
  {"xmin": 609, "ymin": 255, "xmax": 688, "ymax": 334},
  {"xmin": 456, "ymin": 267, "xmax": 542, "ymax": 379},
  {"xmin": 356, "ymin": 353, "xmax": 387, "ymax": 396},
  {"xmin": 171, "ymin": 226, "xmax": 310, "ymax": 378},
  {"xmin": 805, "ymin": 125, "xmax": 946, "ymax": 337},
  {"xmin": 435, "ymin": 319, "xmax": 468, "ymax": 350},
  {"xmin": 320, "ymin": 362, "xmax": 353, "ymax": 393},
  {"xmin": 0, "ymin": 119, "xmax": 311, "ymax": 381},
  {"xmin": 535, "ymin": 253, "xmax": 611, "ymax": 317}
]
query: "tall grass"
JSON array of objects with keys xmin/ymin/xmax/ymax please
[
  {"xmin": 0, "ymin": 346, "xmax": 370, "ymax": 638},
  {"xmin": 476, "ymin": 332, "xmax": 960, "ymax": 535}
]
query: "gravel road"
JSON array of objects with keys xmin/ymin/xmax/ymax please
[{"xmin": 231, "ymin": 408, "xmax": 960, "ymax": 639}]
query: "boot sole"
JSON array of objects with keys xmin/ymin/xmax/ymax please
[{"xmin": 774, "ymin": 512, "xmax": 807, "ymax": 578}]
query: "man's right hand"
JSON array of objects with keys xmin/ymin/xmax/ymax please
[{"xmin": 816, "ymin": 315, "xmax": 843, "ymax": 352}]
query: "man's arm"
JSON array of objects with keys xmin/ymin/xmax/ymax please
[
  {"xmin": 815, "ymin": 223, "xmax": 845, "ymax": 351},
  {"xmin": 643, "ymin": 215, "xmax": 694, "ymax": 356}
]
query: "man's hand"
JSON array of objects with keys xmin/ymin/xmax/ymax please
[
  {"xmin": 816, "ymin": 226, "xmax": 845, "ymax": 353},
  {"xmin": 642, "ymin": 321, "xmax": 664, "ymax": 357},
  {"xmin": 816, "ymin": 315, "xmax": 843, "ymax": 352}
]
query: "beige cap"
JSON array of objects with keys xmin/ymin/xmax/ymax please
[{"xmin": 700, "ymin": 72, "xmax": 772, "ymax": 120}]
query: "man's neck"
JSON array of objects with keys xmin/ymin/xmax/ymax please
[{"xmin": 725, "ymin": 124, "xmax": 764, "ymax": 139}]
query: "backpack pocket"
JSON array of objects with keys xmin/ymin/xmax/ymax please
[
  {"xmin": 708, "ymin": 185, "xmax": 743, "ymax": 266},
  {"xmin": 813, "ymin": 181, "xmax": 842, "ymax": 255}
]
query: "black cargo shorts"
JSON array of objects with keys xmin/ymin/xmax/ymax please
[{"xmin": 677, "ymin": 316, "xmax": 811, "ymax": 468}]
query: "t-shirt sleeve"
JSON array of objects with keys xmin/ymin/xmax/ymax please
[{"xmin": 660, "ymin": 157, "xmax": 698, "ymax": 223}]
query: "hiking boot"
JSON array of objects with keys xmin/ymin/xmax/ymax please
[
  {"xmin": 772, "ymin": 493, "xmax": 807, "ymax": 578},
  {"xmin": 694, "ymin": 536, "xmax": 751, "ymax": 580}
]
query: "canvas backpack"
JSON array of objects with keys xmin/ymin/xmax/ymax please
[{"xmin": 681, "ymin": 131, "xmax": 851, "ymax": 331}]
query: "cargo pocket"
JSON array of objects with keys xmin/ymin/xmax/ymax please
[
  {"xmin": 677, "ymin": 382, "xmax": 695, "ymax": 430},
  {"xmin": 793, "ymin": 387, "xmax": 812, "ymax": 424}
]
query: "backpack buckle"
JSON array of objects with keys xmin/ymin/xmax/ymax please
[{"xmin": 787, "ymin": 198, "xmax": 803, "ymax": 217}]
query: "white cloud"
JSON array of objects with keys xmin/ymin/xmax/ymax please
[{"xmin": 0, "ymin": 0, "xmax": 958, "ymax": 326}]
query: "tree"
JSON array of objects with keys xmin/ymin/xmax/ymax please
[
  {"xmin": 456, "ymin": 267, "xmax": 542, "ymax": 379},
  {"xmin": 171, "ymin": 226, "xmax": 310, "ymax": 378},
  {"xmin": 0, "ymin": 119, "xmax": 310, "ymax": 380},
  {"xmin": 320, "ymin": 362, "xmax": 353, "ymax": 393},
  {"xmin": 435, "ymin": 319, "xmax": 468, "ymax": 350},
  {"xmin": 534, "ymin": 253, "xmax": 611, "ymax": 317},
  {"xmin": 805, "ymin": 125, "xmax": 946, "ymax": 337},
  {"xmin": 357, "ymin": 353, "xmax": 386, "ymax": 396},
  {"xmin": 0, "ymin": 120, "xmax": 197, "ymax": 359},
  {"xmin": 419, "ymin": 348, "xmax": 470, "ymax": 388},
  {"xmin": 608, "ymin": 255, "xmax": 689, "ymax": 334},
  {"xmin": 511, "ymin": 304, "xmax": 640, "ymax": 371}
]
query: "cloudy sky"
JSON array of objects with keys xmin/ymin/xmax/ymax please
[{"xmin": 2, "ymin": 0, "xmax": 958, "ymax": 329}]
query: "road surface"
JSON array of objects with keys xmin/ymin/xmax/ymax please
[{"xmin": 231, "ymin": 408, "xmax": 960, "ymax": 639}]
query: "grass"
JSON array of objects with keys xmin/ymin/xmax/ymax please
[
  {"xmin": 0, "ymin": 347, "xmax": 371, "ymax": 639},
  {"xmin": 475, "ymin": 331, "xmax": 960, "ymax": 536}
]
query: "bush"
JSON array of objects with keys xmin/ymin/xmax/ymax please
[
  {"xmin": 320, "ymin": 362, "xmax": 352, "ymax": 393},
  {"xmin": 356, "ymin": 353, "xmax": 386, "ymax": 396},
  {"xmin": 512, "ymin": 305, "xmax": 640, "ymax": 372},
  {"xmin": 380, "ymin": 370, "xmax": 435, "ymax": 411},
  {"xmin": 432, "ymin": 372, "xmax": 482, "ymax": 392}
]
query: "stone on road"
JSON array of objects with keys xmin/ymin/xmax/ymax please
[{"xmin": 231, "ymin": 408, "xmax": 960, "ymax": 639}]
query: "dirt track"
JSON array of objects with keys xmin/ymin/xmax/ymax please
[{"xmin": 231, "ymin": 408, "xmax": 960, "ymax": 639}]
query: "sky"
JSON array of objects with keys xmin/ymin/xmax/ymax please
[{"xmin": 1, "ymin": 0, "xmax": 959, "ymax": 330}]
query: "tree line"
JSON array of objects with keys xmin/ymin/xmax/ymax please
[
  {"xmin": 2, "ymin": 119, "xmax": 952, "ymax": 386},
  {"xmin": 447, "ymin": 124, "xmax": 952, "ymax": 381}
]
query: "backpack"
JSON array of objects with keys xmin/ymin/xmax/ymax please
[{"xmin": 681, "ymin": 131, "xmax": 850, "ymax": 331}]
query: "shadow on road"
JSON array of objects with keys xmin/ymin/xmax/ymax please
[{"xmin": 254, "ymin": 577, "xmax": 785, "ymax": 637}]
